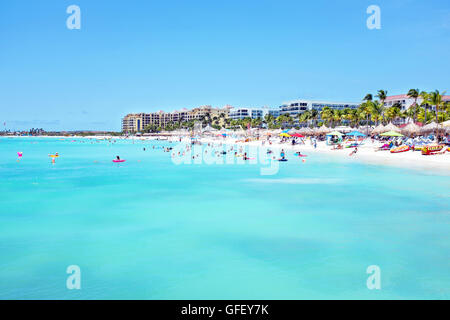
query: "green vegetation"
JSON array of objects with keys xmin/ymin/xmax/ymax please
[{"xmin": 128, "ymin": 89, "xmax": 450, "ymax": 134}]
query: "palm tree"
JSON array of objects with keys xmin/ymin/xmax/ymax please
[
  {"xmin": 332, "ymin": 109, "xmax": 343, "ymax": 127},
  {"xmin": 297, "ymin": 111, "xmax": 309, "ymax": 127},
  {"xmin": 310, "ymin": 109, "xmax": 319, "ymax": 127},
  {"xmin": 419, "ymin": 91, "xmax": 430, "ymax": 124},
  {"xmin": 426, "ymin": 90, "xmax": 446, "ymax": 137},
  {"xmin": 298, "ymin": 112, "xmax": 307, "ymax": 127},
  {"xmin": 385, "ymin": 103, "xmax": 402, "ymax": 123},
  {"xmin": 407, "ymin": 89, "xmax": 420, "ymax": 123},
  {"xmin": 251, "ymin": 117, "xmax": 262, "ymax": 128},
  {"xmin": 320, "ymin": 107, "xmax": 333, "ymax": 126},
  {"xmin": 376, "ymin": 90, "xmax": 387, "ymax": 121},
  {"xmin": 264, "ymin": 114, "xmax": 274, "ymax": 128},
  {"xmin": 404, "ymin": 106, "xmax": 415, "ymax": 124},
  {"xmin": 358, "ymin": 102, "xmax": 372, "ymax": 134},
  {"xmin": 276, "ymin": 114, "xmax": 294, "ymax": 128},
  {"xmin": 370, "ymin": 101, "xmax": 384, "ymax": 125}
]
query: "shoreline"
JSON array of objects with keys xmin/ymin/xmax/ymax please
[
  {"xmin": 3, "ymin": 135, "xmax": 450, "ymax": 174},
  {"xmin": 194, "ymin": 136, "xmax": 450, "ymax": 175}
]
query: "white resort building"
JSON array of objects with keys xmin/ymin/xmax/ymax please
[{"xmin": 279, "ymin": 99, "xmax": 360, "ymax": 118}]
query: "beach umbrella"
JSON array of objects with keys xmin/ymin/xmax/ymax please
[
  {"xmin": 326, "ymin": 131, "xmax": 343, "ymax": 137},
  {"xmin": 317, "ymin": 125, "xmax": 330, "ymax": 134},
  {"xmin": 299, "ymin": 127, "xmax": 314, "ymax": 135},
  {"xmin": 290, "ymin": 133, "xmax": 304, "ymax": 138},
  {"xmin": 279, "ymin": 132, "xmax": 291, "ymax": 137},
  {"xmin": 401, "ymin": 122, "xmax": 421, "ymax": 136},
  {"xmin": 345, "ymin": 131, "xmax": 366, "ymax": 137},
  {"xmin": 383, "ymin": 122, "xmax": 400, "ymax": 133},
  {"xmin": 334, "ymin": 126, "xmax": 352, "ymax": 133},
  {"xmin": 421, "ymin": 121, "xmax": 439, "ymax": 134},
  {"xmin": 380, "ymin": 131, "xmax": 404, "ymax": 137},
  {"xmin": 371, "ymin": 124, "xmax": 384, "ymax": 134}
]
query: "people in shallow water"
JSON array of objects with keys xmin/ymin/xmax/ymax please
[
  {"xmin": 116, "ymin": 155, "xmax": 121, "ymax": 160},
  {"xmin": 349, "ymin": 147, "xmax": 358, "ymax": 156},
  {"xmin": 280, "ymin": 149, "xmax": 286, "ymax": 160},
  {"xmin": 243, "ymin": 152, "xmax": 249, "ymax": 160}
]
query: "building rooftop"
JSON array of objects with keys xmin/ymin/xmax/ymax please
[{"xmin": 385, "ymin": 94, "xmax": 450, "ymax": 101}]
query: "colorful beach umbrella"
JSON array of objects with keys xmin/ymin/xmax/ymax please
[
  {"xmin": 290, "ymin": 133, "xmax": 304, "ymax": 138},
  {"xmin": 326, "ymin": 131, "xmax": 343, "ymax": 137},
  {"xmin": 279, "ymin": 133, "xmax": 291, "ymax": 137},
  {"xmin": 380, "ymin": 131, "xmax": 403, "ymax": 137},
  {"xmin": 345, "ymin": 131, "xmax": 366, "ymax": 137}
]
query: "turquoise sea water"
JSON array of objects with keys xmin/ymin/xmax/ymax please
[{"xmin": 0, "ymin": 137, "xmax": 449, "ymax": 299}]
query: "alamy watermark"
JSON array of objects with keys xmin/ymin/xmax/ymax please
[
  {"xmin": 66, "ymin": 265, "xmax": 81, "ymax": 289},
  {"xmin": 169, "ymin": 142, "xmax": 284, "ymax": 175},
  {"xmin": 366, "ymin": 5, "xmax": 381, "ymax": 30},
  {"xmin": 66, "ymin": 5, "xmax": 81, "ymax": 30},
  {"xmin": 366, "ymin": 265, "xmax": 381, "ymax": 290}
]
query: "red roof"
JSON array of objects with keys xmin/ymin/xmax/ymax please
[{"xmin": 398, "ymin": 122, "xmax": 424, "ymax": 128}]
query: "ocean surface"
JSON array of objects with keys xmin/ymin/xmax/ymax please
[{"xmin": 0, "ymin": 137, "xmax": 449, "ymax": 299}]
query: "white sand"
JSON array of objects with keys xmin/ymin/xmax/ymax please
[{"xmin": 184, "ymin": 136, "xmax": 450, "ymax": 174}]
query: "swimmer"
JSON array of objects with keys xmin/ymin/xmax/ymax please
[{"xmin": 280, "ymin": 149, "xmax": 286, "ymax": 160}]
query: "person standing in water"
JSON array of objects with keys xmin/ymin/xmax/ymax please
[
  {"xmin": 280, "ymin": 149, "xmax": 286, "ymax": 160},
  {"xmin": 349, "ymin": 147, "xmax": 358, "ymax": 156}
]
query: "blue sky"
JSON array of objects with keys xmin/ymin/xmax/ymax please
[{"xmin": 1, "ymin": 0, "xmax": 449, "ymax": 131}]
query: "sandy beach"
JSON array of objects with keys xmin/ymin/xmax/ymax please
[{"xmin": 193, "ymin": 136, "xmax": 450, "ymax": 174}]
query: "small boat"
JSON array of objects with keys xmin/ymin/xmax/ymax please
[
  {"xmin": 390, "ymin": 145, "xmax": 410, "ymax": 153},
  {"xmin": 421, "ymin": 145, "xmax": 445, "ymax": 155}
]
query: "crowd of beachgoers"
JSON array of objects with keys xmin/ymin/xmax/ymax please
[{"xmin": 6, "ymin": 122, "xmax": 450, "ymax": 173}]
